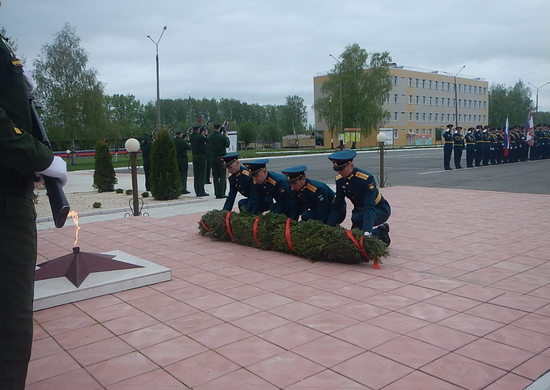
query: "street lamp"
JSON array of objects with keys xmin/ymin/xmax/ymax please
[
  {"xmin": 125, "ymin": 138, "xmax": 141, "ymax": 216},
  {"xmin": 453, "ymin": 65, "xmax": 466, "ymax": 128},
  {"xmin": 147, "ymin": 26, "xmax": 167, "ymax": 131},
  {"xmin": 187, "ymin": 91, "xmax": 192, "ymax": 125},
  {"xmin": 377, "ymin": 132, "xmax": 388, "ymax": 188},
  {"xmin": 329, "ymin": 54, "xmax": 344, "ymax": 149},
  {"xmin": 527, "ymin": 81, "xmax": 550, "ymax": 113}
]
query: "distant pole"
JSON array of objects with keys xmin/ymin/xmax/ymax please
[
  {"xmin": 147, "ymin": 26, "xmax": 167, "ymax": 131},
  {"xmin": 454, "ymin": 65, "xmax": 465, "ymax": 128},
  {"xmin": 528, "ymin": 81, "xmax": 550, "ymax": 113},
  {"xmin": 330, "ymin": 54, "xmax": 344, "ymax": 148}
]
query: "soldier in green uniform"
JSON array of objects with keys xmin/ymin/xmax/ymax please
[
  {"xmin": 208, "ymin": 119, "xmax": 230, "ymax": 198},
  {"xmin": 173, "ymin": 128, "xmax": 191, "ymax": 194},
  {"xmin": 189, "ymin": 122, "xmax": 209, "ymax": 196},
  {"xmin": 140, "ymin": 133, "xmax": 152, "ymax": 191},
  {"xmin": 1, "ymin": 30, "xmax": 68, "ymax": 389}
]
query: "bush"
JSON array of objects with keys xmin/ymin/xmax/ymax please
[
  {"xmin": 125, "ymin": 189, "xmax": 133, "ymax": 195},
  {"xmin": 150, "ymin": 129, "xmax": 182, "ymax": 200},
  {"xmin": 142, "ymin": 191, "xmax": 150, "ymax": 197},
  {"xmin": 116, "ymin": 188, "xmax": 124, "ymax": 193},
  {"xmin": 93, "ymin": 140, "xmax": 117, "ymax": 192},
  {"xmin": 92, "ymin": 202, "xmax": 102, "ymax": 208}
]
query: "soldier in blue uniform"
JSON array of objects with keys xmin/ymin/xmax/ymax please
[
  {"xmin": 464, "ymin": 127, "xmax": 476, "ymax": 168},
  {"xmin": 244, "ymin": 159, "xmax": 292, "ymax": 216},
  {"xmin": 453, "ymin": 126, "xmax": 464, "ymax": 169},
  {"xmin": 474, "ymin": 125, "xmax": 484, "ymax": 166},
  {"xmin": 442, "ymin": 124, "xmax": 454, "ymax": 170},
  {"xmin": 281, "ymin": 165, "xmax": 345, "ymax": 225},
  {"xmin": 326, "ymin": 150, "xmax": 391, "ymax": 245},
  {"xmin": 220, "ymin": 153, "xmax": 271, "ymax": 213}
]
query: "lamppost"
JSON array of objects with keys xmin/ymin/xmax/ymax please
[
  {"xmin": 527, "ymin": 81, "xmax": 550, "ymax": 113},
  {"xmin": 125, "ymin": 138, "xmax": 141, "ymax": 216},
  {"xmin": 329, "ymin": 54, "xmax": 344, "ymax": 149},
  {"xmin": 187, "ymin": 91, "xmax": 192, "ymax": 125},
  {"xmin": 377, "ymin": 132, "xmax": 387, "ymax": 188},
  {"xmin": 147, "ymin": 26, "xmax": 167, "ymax": 131},
  {"xmin": 453, "ymin": 65, "xmax": 466, "ymax": 128}
]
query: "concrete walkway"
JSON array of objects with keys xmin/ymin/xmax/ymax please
[{"xmin": 28, "ymin": 171, "xmax": 550, "ymax": 389}]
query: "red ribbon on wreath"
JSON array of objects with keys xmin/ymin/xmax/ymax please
[
  {"xmin": 252, "ymin": 216, "xmax": 261, "ymax": 247},
  {"xmin": 345, "ymin": 229, "xmax": 380, "ymax": 268},
  {"xmin": 225, "ymin": 211, "xmax": 235, "ymax": 242},
  {"xmin": 285, "ymin": 218, "xmax": 295, "ymax": 253}
]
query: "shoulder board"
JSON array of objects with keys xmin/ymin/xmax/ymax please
[
  {"xmin": 306, "ymin": 183, "xmax": 317, "ymax": 192},
  {"xmin": 267, "ymin": 177, "xmax": 276, "ymax": 185},
  {"xmin": 355, "ymin": 171, "xmax": 369, "ymax": 180},
  {"xmin": 242, "ymin": 169, "xmax": 250, "ymax": 176},
  {"xmin": 335, "ymin": 174, "xmax": 343, "ymax": 180}
]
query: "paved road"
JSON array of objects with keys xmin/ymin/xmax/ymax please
[{"xmin": 237, "ymin": 148, "xmax": 550, "ymax": 195}]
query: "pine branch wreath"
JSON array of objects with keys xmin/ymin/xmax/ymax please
[{"xmin": 198, "ymin": 210, "xmax": 389, "ymax": 266}]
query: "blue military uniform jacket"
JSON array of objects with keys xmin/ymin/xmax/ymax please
[
  {"xmin": 253, "ymin": 171, "xmax": 291, "ymax": 216},
  {"xmin": 223, "ymin": 165, "xmax": 256, "ymax": 213},
  {"xmin": 328, "ymin": 167, "xmax": 390, "ymax": 232},
  {"xmin": 289, "ymin": 178, "xmax": 339, "ymax": 224},
  {"xmin": 443, "ymin": 130, "xmax": 454, "ymax": 149}
]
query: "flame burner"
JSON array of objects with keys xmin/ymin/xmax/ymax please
[{"xmin": 35, "ymin": 246, "xmax": 143, "ymax": 288}]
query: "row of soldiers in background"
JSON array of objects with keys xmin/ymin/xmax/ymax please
[
  {"xmin": 443, "ymin": 123, "xmax": 550, "ymax": 170},
  {"xmin": 219, "ymin": 150, "xmax": 391, "ymax": 245}
]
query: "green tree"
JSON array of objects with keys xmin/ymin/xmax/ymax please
[
  {"xmin": 104, "ymin": 94, "xmax": 143, "ymax": 142},
  {"xmin": 281, "ymin": 95, "xmax": 307, "ymax": 136},
  {"xmin": 33, "ymin": 24, "xmax": 106, "ymax": 146},
  {"xmin": 314, "ymin": 43, "xmax": 393, "ymax": 138},
  {"xmin": 238, "ymin": 121, "xmax": 257, "ymax": 148},
  {"xmin": 258, "ymin": 124, "xmax": 281, "ymax": 144},
  {"xmin": 150, "ymin": 129, "xmax": 182, "ymax": 200},
  {"xmin": 489, "ymin": 80, "xmax": 532, "ymax": 127},
  {"xmin": 93, "ymin": 140, "xmax": 117, "ymax": 192}
]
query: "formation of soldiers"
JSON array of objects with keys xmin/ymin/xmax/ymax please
[
  {"xmin": 219, "ymin": 150, "xmax": 391, "ymax": 246},
  {"xmin": 443, "ymin": 123, "xmax": 550, "ymax": 170}
]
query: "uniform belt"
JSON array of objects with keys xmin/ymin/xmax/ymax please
[
  {"xmin": 466, "ymin": 142, "xmax": 475, "ymax": 145},
  {"xmin": 445, "ymin": 141, "xmax": 453, "ymax": 144}
]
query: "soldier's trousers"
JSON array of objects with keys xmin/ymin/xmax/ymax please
[
  {"xmin": 177, "ymin": 159, "xmax": 189, "ymax": 192},
  {"xmin": 466, "ymin": 146, "xmax": 475, "ymax": 167},
  {"xmin": 443, "ymin": 146, "xmax": 452, "ymax": 169},
  {"xmin": 0, "ymin": 192, "xmax": 37, "ymax": 390},
  {"xmin": 192, "ymin": 154, "xmax": 207, "ymax": 195},
  {"xmin": 210, "ymin": 157, "xmax": 227, "ymax": 198}
]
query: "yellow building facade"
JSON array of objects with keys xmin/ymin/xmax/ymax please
[{"xmin": 313, "ymin": 65, "xmax": 490, "ymax": 148}]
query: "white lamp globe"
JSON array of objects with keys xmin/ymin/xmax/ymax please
[
  {"xmin": 125, "ymin": 138, "xmax": 140, "ymax": 153},
  {"xmin": 376, "ymin": 132, "xmax": 387, "ymax": 143}
]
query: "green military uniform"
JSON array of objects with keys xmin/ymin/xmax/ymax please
[
  {"xmin": 140, "ymin": 134, "xmax": 152, "ymax": 191},
  {"xmin": 173, "ymin": 131, "xmax": 191, "ymax": 194},
  {"xmin": 189, "ymin": 124, "xmax": 209, "ymax": 196},
  {"xmin": 1, "ymin": 34, "xmax": 55, "ymax": 389},
  {"xmin": 208, "ymin": 120, "xmax": 230, "ymax": 198}
]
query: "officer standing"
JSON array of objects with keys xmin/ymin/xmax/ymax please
[
  {"xmin": 474, "ymin": 125, "xmax": 483, "ymax": 166},
  {"xmin": 173, "ymin": 128, "xmax": 191, "ymax": 194},
  {"xmin": 442, "ymin": 124, "xmax": 454, "ymax": 170},
  {"xmin": 482, "ymin": 126, "xmax": 490, "ymax": 166},
  {"xmin": 489, "ymin": 128, "xmax": 498, "ymax": 165},
  {"xmin": 1, "ymin": 29, "xmax": 68, "ymax": 389},
  {"xmin": 244, "ymin": 159, "xmax": 292, "ymax": 216},
  {"xmin": 453, "ymin": 126, "xmax": 464, "ymax": 169},
  {"xmin": 464, "ymin": 127, "xmax": 475, "ymax": 168},
  {"xmin": 326, "ymin": 150, "xmax": 391, "ymax": 245},
  {"xmin": 189, "ymin": 122, "xmax": 209, "ymax": 196},
  {"xmin": 281, "ymin": 165, "xmax": 345, "ymax": 225},
  {"xmin": 140, "ymin": 133, "xmax": 152, "ymax": 191},
  {"xmin": 208, "ymin": 119, "xmax": 230, "ymax": 199},
  {"xmin": 220, "ymin": 153, "xmax": 271, "ymax": 213}
]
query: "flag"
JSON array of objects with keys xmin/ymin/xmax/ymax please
[
  {"xmin": 525, "ymin": 109, "xmax": 535, "ymax": 146},
  {"xmin": 503, "ymin": 117, "xmax": 509, "ymax": 158}
]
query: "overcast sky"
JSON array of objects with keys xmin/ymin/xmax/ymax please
[{"xmin": 2, "ymin": 0, "xmax": 549, "ymax": 125}]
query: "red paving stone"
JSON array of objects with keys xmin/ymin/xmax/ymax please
[{"xmin": 29, "ymin": 186, "xmax": 550, "ymax": 389}]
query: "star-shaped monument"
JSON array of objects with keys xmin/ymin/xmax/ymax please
[{"xmin": 35, "ymin": 246, "xmax": 143, "ymax": 288}]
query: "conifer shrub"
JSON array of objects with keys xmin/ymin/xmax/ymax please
[
  {"xmin": 150, "ymin": 129, "xmax": 182, "ymax": 200},
  {"xmin": 93, "ymin": 140, "xmax": 117, "ymax": 192}
]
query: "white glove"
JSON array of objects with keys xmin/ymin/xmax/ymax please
[
  {"xmin": 22, "ymin": 67, "xmax": 35, "ymax": 94},
  {"xmin": 36, "ymin": 156, "xmax": 68, "ymax": 187},
  {"xmin": 363, "ymin": 231, "xmax": 372, "ymax": 237}
]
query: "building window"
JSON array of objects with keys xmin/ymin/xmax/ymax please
[
  {"xmin": 429, "ymin": 97, "xmax": 432, "ymax": 106},
  {"xmin": 422, "ymin": 129, "xmax": 427, "ymax": 134},
  {"xmin": 435, "ymin": 81, "xmax": 439, "ymax": 90},
  {"xmin": 429, "ymin": 113, "xmax": 433, "ymax": 122},
  {"xmin": 386, "ymin": 94, "xmax": 390, "ymax": 103},
  {"xmin": 435, "ymin": 97, "xmax": 439, "ymax": 106},
  {"xmin": 415, "ymin": 78, "xmax": 419, "ymax": 87},
  {"xmin": 483, "ymin": 87, "xmax": 486, "ymax": 95},
  {"xmin": 447, "ymin": 113, "xmax": 451, "ymax": 122},
  {"xmin": 435, "ymin": 113, "xmax": 439, "ymax": 122},
  {"xmin": 458, "ymin": 114, "xmax": 462, "ymax": 122},
  {"xmin": 447, "ymin": 83, "xmax": 451, "ymax": 91},
  {"xmin": 394, "ymin": 94, "xmax": 398, "ymax": 103},
  {"xmin": 422, "ymin": 96, "xmax": 426, "ymax": 105},
  {"xmin": 394, "ymin": 112, "xmax": 398, "ymax": 121},
  {"xmin": 429, "ymin": 80, "xmax": 432, "ymax": 89},
  {"xmin": 458, "ymin": 99, "xmax": 462, "ymax": 107},
  {"xmin": 394, "ymin": 129, "xmax": 399, "ymax": 139},
  {"xmin": 409, "ymin": 112, "xmax": 413, "ymax": 121},
  {"xmin": 415, "ymin": 95, "xmax": 420, "ymax": 104},
  {"xmin": 408, "ymin": 95, "xmax": 413, "ymax": 104},
  {"xmin": 483, "ymin": 115, "xmax": 486, "ymax": 122},
  {"xmin": 469, "ymin": 85, "xmax": 472, "ymax": 93},
  {"xmin": 416, "ymin": 129, "xmax": 420, "ymax": 134},
  {"xmin": 429, "ymin": 129, "xmax": 433, "ymax": 135},
  {"xmin": 393, "ymin": 76, "xmax": 398, "ymax": 86},
  {"xmin": 422, "ymin": 79, "xmax": 426, "ymax": 88},
  {"xmin": 416, "ymin": 112, "xmax": 420, "ymax": 121},
  {"xmin": 483, "ymin": 101, "xmax": 487, "ymax": 108},
  {"xmin": 408, "ymin": 78, "xmax": 412, "ymax": 87},
  {"xmin": 469, "ymin": 114, "xmax": 472, "ymax": 122},
  {"xmin": 422, "ymin": 113, "xmax": 426, "ymax": 122},
  {"xmin": 447, "ymin": 98, "xmax": 451, "ymax": 106}
]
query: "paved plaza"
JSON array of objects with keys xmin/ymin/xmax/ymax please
[{"xmin": 28, "ymin": 169, "xmax": 550, "ymax": 389}]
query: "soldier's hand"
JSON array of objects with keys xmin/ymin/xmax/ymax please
[{"xmin": 36, "ymin": 156, "xmax": 68, "ymax": 187}]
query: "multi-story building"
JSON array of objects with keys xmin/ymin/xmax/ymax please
[{"xmin": 313, "ymin": 64, "xmax": 489, "ymax": 147}]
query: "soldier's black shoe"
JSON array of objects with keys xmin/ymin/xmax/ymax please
[
  {"xmin": 444, "ymin": 167, "xmax": 453, "ymax": 170},
  {"xmin": 205, "ymin": 181, "xmax": 212, "ymax": 184},
  {"xmin": 182, "ymin": 190, "xmax": 191, "ymax": 194},
  {"xmin": 197, "ymin": 193, "xmax": 209, "ymax": 197},
  {"xmin": 377, "ymin": 223, "xmax": 391, "ymax": 246},
  {"xmin": 216, "ymin": 195, "xmax": 227, "ymax": 199}
]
